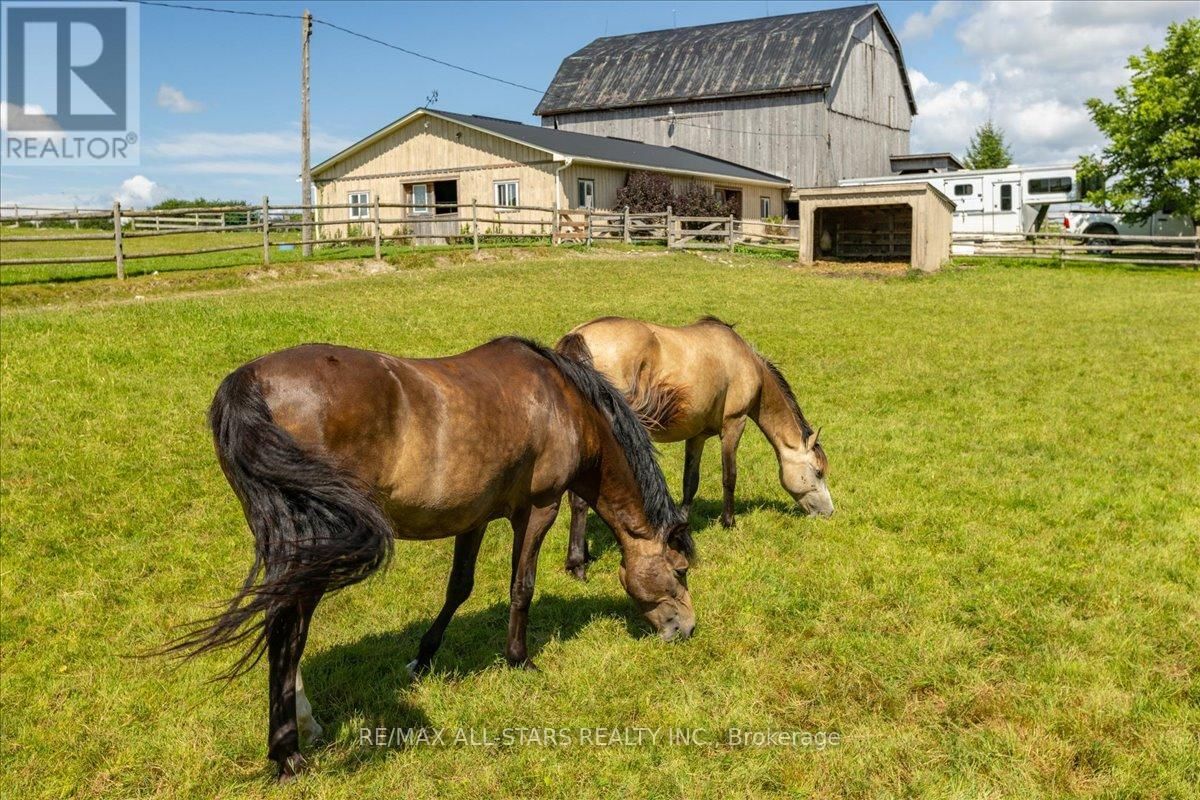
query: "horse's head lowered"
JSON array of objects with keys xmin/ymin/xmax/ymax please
[
  {"xmin": 779, "ymin": 427, "xmax": 833, "ymax": 517},
  {"xmin": 618, "ymin": 517, "xmax": 695, "ymax": 641}
]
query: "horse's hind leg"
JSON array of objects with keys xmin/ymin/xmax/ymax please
[
  {"xmin": 720, "ymin": 416, "xmax": 748, "ymax": 528},
  {"xmin": 267, "ymin": 598, "xmax": 316, "ymax": 782},
  {"xmin": 681, "ymin": 435, "xmax": 707, "ymax": 518},
  {"xmin": 408, "ymin": 525, "xmax": 486, "ymax": 676},
  {"xmin": 564, "ymin": 491, "xmax": 591, "ymax": 581}
]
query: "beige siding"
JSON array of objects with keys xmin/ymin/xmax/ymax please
[
  {"xmin": 313, "ymin": 116, "xmax": 788, "ymax": 240},
  {"xmin": 793, "ymin": 184, "xmax": 953, "ymax": 271},
  {"xmin": 314, "ymin": 115, "xmax": 562, "ymax": 237},
  {"xmin": 559, "ymin": 163, "xmax": 785, "ymax": 218}
]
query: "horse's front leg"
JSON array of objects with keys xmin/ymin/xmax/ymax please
[
  {"xmin": 720, "ymin": 416, "xmax": 747, "ymax": 528},
  {"xmin": 507, "ymin": 502, "xmax": 560, "ymax": 669}
]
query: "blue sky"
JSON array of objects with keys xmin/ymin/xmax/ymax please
[{"xmin": 1, "ymin": 0, "xmax": 1194, "ymax": 209}]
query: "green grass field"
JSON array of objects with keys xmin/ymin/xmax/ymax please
[
  {"xmin": 0, "ymin": 227, "xmax": 324, "ymax": 285},
  {"xmin": 2, "ymin": 251, "xmax": 1198, "ymax": 798}
]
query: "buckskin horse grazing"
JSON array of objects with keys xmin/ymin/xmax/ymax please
[
  {"xmin": 558, "ymin": 316, "xmax": 831, "ymax": 580},
  {"xmin": 167, "ymin": 337, "xmax": 695, "ymax": 781}
]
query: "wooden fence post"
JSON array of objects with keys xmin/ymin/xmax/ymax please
[
  {"xmin": 728, "ymin": 214, "xmax": 735, "ymax": 252},
  {"xmin": 796, "ymin": 222, "xmax": 803, "ymax": 264},
  {"xmin": 666, "ymin": 205, "xmax": 673, "ymax": 248},
  {"xmin": 112, "ymin": 201, "xmax": 125, "ymax": 280},
  {"xmin": 372, "ymin": 194, "xmax": 382, "ymax": 260},
  {"xmin": 12, "ymin": 204, "xmax": 18, "ymax": 227},
  {"xmin": 586, "ymin": 209, "xmax": 593, "ymax": 246},
  {"xmin": 74, "ymin": 206, "xmax": 80, "ymax": 230},
  {"xmin": 261, "ymin": 195, "xmax": 271, "ymax": 265},
  {"xmin": 623, "ymin": 205, "xmax": 631, "ymax": 244},
  {"xmin": 472, "ymin": 199, "xmax": 479, "ymax": 252}
]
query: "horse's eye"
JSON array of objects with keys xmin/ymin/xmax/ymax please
[{"xmin": 816, "ymin": 470, "xmax": 825, "ymax": 481}]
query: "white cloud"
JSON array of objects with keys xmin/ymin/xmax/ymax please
[
  {"xmin": 908, "ymin": 0, "xmax": 1196, "ymax": 164},
  {"xmin": 156, "ymin": 84, "xmax": 204, "ymax": 114},
  {"xmin": 900, "ymin": 1, "xmax": 963, "ymax": 41},
  {"xmin": 1, "ymin": 176, "xmax": 170, "ymax": 210},
  {"xmin": 114, "ymin": 175, "xmax": 167, "ymax": 208}
]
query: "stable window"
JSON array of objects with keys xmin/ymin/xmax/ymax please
[
  {"xmin": 1028, "ymin": 176, "xmax": 1072, "ymax": 195},
  {"xmin": 999, "ymin": 184, "xmax": 1013, "ymax": 211},
  {"xmin": 409, "ymin": 184, "xmax": 432, "ymax": 215},
  {"xmin": 494, "ymin": 180, "xmax": 519, "ymax": 209},
  {"xmin": 577, "ymin": 178, "xmax": 595, "ymax": 209},
  {"xmin": 953, "ymin": 183, "xmax": 973, "ymax": 197},
  {"xmin": 348, "ymin": 191, "xmax": 369, "ymax": 219},
  {"xmin": 760, "ymin": 197, "xmax": 770, "ymax": 218}
]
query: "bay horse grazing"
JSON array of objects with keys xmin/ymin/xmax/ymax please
[
  {"xmin": 167, "ymin": 337, "xmax": 695, "ymax": 781},
  {"xmin": 558, "ymin": 316, "xmax": 831, "ymax": 580}
]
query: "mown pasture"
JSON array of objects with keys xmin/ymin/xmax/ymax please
[{"xmin": 1, "ymin": 250, "xmax": 1197, "ymax": 798}]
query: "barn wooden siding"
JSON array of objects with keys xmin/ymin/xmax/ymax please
[
  {"xmin": 542, "ymin": 14, "xmax": 911, "ymax": 190},
  {"xmin": 315, "ymin": 117, "xmax": 787, "ymax": 236}
]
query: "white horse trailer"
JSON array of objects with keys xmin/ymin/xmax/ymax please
[{"xmin": 839, "ymin": 164, "xmax": 1081, "ymax": 235}]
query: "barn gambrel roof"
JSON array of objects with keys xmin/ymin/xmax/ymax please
[{"xmin": 535, "ymin": 4, "xmax": 916, "ymax": 117}]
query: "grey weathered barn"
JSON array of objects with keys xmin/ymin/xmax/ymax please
[{"xmin": 536, "ymin": 3, "xmax": 915, "ymax": 199}]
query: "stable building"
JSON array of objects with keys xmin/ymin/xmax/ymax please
[
  {"xmin": 311, "ymin": 108, "xmax": 791, "ymax": 235},
  {"xmin": 536, "ymin": 3, "xmax": 916, "ymax": 197}
]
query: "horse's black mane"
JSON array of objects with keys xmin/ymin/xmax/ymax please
[{"xmin": 501, "ymin": 337, "xmax": 688, "ymax": 547}]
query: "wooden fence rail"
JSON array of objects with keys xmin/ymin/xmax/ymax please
[
  {"xmin": 952, "ymin": 231, "xmax": 1198, "ymax": 268},
  {"xmin": 3, "ymin": 198, "xmax": 1197, "ymax": 279}
]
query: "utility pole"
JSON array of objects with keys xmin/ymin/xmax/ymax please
[{"xmin": 301, "ymin": 9, "xmax": 313, "ymax": 256}]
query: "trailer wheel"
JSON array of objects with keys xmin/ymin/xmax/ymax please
[{"xmin": 1083, "ymin": 224, "xmax": 1118, "ymax": 255}]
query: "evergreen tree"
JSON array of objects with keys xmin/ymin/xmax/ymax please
[{"xmin": 962, "ymin": 121, "xmax": 1013, "ymax": 170}]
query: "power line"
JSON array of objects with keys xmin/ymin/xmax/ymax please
[
  {"xmin": 123, "ymin": 0, "xmax": 301, "ymax": 20},
  {"xmin": 312, "ymin": 20, "xmax": 543, "ymax": 94},
  {"xmin": 126, "ymin": 0, "xmax": 543, "ymax": 94}
]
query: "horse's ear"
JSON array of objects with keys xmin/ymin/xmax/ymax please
[
  {"xmin": 806, "ymin": 427, "xmax": 821, "ymax": 450},
  {"xmin": 668, "ymin": 519, "xmax": 696, "ymax": 560}
]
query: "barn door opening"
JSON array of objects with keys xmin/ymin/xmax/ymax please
[
  {"xmin": 718, "ymin": 188, "xmax": 742, "ymax": 214},
  {"xmin": 812, "ymin": 204, "xmax": 913, "ymax": 264}
]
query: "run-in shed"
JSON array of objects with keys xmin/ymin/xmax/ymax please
[{"xmin": 792, "ymin": 183, "xmax": 954, "ymax": 272}]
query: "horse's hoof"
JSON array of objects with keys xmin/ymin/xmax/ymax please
[
  {"xmin": 507, "ymin": 657, "xmax": 539, "ymax": 671},
  {"xmin": 720, "ymin": 514, "xmax": 735, "ymax": 529},
  {"xmin": 276, "ymin": 752, "xmax": 307, "ymax": 783},
  {"xmin": 566, "ymin": 564, "xmax": 588, "ymax": 582},
  {"xmin": 406, "ymin": 658, "xmax": 428, "ymax": 678}
]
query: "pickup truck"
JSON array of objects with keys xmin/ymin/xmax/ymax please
[{"xmin": 1062, "ymin": 207, "xmax": 1194, "ymax": 242}]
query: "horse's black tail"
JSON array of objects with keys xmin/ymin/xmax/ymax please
[{"xmin": 162, "ymin": 366, "xmax": 393, "ymax": 680}]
